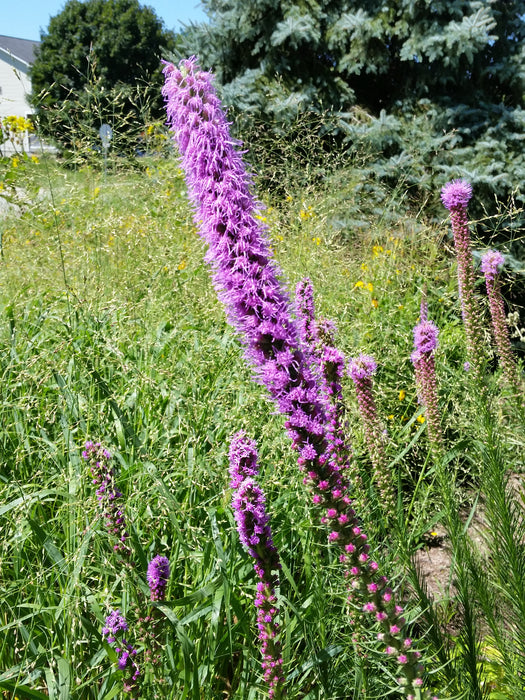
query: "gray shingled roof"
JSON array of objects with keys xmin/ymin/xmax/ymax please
[{"xmin": 0, "ymin": 35, "xmax": 40, "ymax": 65}]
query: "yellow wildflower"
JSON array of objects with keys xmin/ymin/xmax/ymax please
[
  {"xmin": 398, "ymin": 390, "xmax": 406, "ymax": 401},
  {"xmin": 417, "ymin": 415, "xmax": 426, "ymax": 424},
  {"xmin": 387, "ymin": 414, "xmax": 394, "ymax": 421},
  {"xmin": 312, "ymin": 236, "xmax": 321, "ymax": 245},
  {"xmin": 371, "ymin": 298, "xmax": 379, "ymax": 308},
  {"xmin": 178, "ymin": 259, "xmax": 187, "ymax": 270},
  {"xmin": 31, "ymin": 155, "xmax": 39, "ymax": 164},
  {"xmin": 93, "ymin": 187, "xmax": 100, "ymax": 198},
  {"xmin": 366, "ymin": 282, "xmax": 374, "ymax": 292},
  {"xmin": 354, "ymin": 280, "xmax": 364, "ymax": 288}
]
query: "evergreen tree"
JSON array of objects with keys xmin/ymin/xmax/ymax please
[
  {"xmin": 182, "ymin": 1, "xmax": 525, "ymax": 120},
  {"xmin": 180, "ymin": 2, "xmax": 524, "ymax": 230}
]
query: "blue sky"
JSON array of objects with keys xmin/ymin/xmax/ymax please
[{"xmin": 2, "ymin": 0, "xmax": 208, "ymax": 42}]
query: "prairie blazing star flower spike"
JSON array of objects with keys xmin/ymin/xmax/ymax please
[
  {"xmin": 82, "ymin": 441, "xmax": 131, "ymax": 556},
  {"xmin": 229, "ymin": 430, "xmax": 260, "ymax": 489},
  {"xmin": 440, "ymin": 180, "xmax": 485, "ymax": 384},
  {"xmin": 295, "ymin": 278, "xmax": 355, "ymax": 491},
  {"xmin": 102, "ymin": 609, "xmax": 140, "ymax": 695},
  {"xmin": 147, "ymin": 555, "xmax": 170, "ymax": 602},
  {"xmin": 164, "ymin": 57, "xmax": 433, "ymax": 697},
  {"xmin": 481, "ymin": 250, "xmax": 521, "ymax": 390},
  {"xmin": 229, "ymin": 434, "xmax": 284, "ymax": 698},
  {"xmin": 411, "ymin": 320, "xmax": 443, "ymax": 450},
  {"xmin": 348, "ymin": 355, "xmax": 394, "ymax": 511}
]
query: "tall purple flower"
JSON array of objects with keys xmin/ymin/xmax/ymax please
[
  {"xmin": 481, "ymin": 250, "xmax": 521, "ymax": 390},
  {"xmin": 411, "ymin": 320, "xmax": 442, "ymax": 450},
  {"xmin": 295, "ymin": 278, "xmax": 355, "ymax": 492},
  {"xmin": 102, "ymin": 609, "xmax": 140, "ymax": 695},
  {"xmin": 147, "ymin": 555, "xmax": 170, "ymax": 602},
  {"xmin": 230, "ymin": 434, "xmax": 284, "ymax": 698},
  {"xmin": 441, "ymin": 180, "xmax": 485, "ymax": 383},
  {"xmin": 164, "ymin": 57, "xmax": 433, "ymax": 696},
  {"xmin": 82, "ymin": 441, "xmax": 130, "ymax": 556},
  {"xmin": 348, "ymin": 355, "xmax": 394, "ymax": 510},
  {"xmin": 229, "ymin": 430, "xmax": 260, "ymax": 489}
]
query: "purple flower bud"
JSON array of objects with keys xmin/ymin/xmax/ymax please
[
  {"xmin": 413, "ymin": 320, "xmax": 439, "ymax": 355},
  {"xmin": 229, "ymin": 430, "xmax": 260, "ymax": 489},
  {"xmin": 147, "ymin": 555, "xmax": 170, "ymax": 602},
  {"xmin": 440, "ymin": 179, "xmax": 472, "ymax": 210},
  {"xmin": 348, "ymin": 354, "xmax": 377, "ymax": 382},
  {"xmin": 481, "ymin": 249, "xmax": 505, "ymax": 283}
]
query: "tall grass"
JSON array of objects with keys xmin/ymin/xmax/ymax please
[{"xmin": 0, "ymin": 107, "xmax": 524, "ymax": 700}]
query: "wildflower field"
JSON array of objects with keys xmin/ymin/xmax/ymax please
[{"xmin": 1, "ymin": 59, "xmax": 524, "ymax": 700}]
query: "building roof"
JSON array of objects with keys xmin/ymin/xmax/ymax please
[{"xmin": 0, "ymin": 35, "xmax": 40, "ymax": 66}]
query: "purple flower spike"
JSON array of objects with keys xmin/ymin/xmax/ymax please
[
  {"xmin": 229, "ymin": 433, "xmax": 284, "ymax": 697},
  {"xmin": 440, "ymin": 179, "xmax": 473, "ymax": 210},
  {"xmin": 413, "ymin": 321, "xmax": 439, "ymax": 355},
  {"xmin": 82, "ymin": 441, "xmax": 131, "ymax": 556},
  {"xmin": 481, "ymin": 250, "xmax": 521, "ymax": 389},
  {"xmin": 229, "ymin": 430, "xmax": 260, "ymax": 489},
  {"xmin": 147, "ymin": 555, "xmax": 170, "ymax": 602},
  {"xmin": 102, "ymin": 609, "xmax": 128, "ymax": 643},
  {"xmin": 348, "ymin": 355, "xmax": 393, "ymax": 510},
  {"xmin": 348, "ymin": 354, "xmax": 377, "ymax": 382},
  {"xmin": 440, "ymin": 180, "xmax": 485, "ymax": 383},
  {"xmin": 481, "ymin": 250, "xmax": 505, "ymax": 283},
  {"xmin": 102, "ymin": 609, "xmax": 140, "ymax": 691},
  {"xmin": 165, "ymin": 57, "xmax": 433, "ymax": 697},
  {"xmin": 411, "ymin": 318, "xmax": 442, "ymax": 449}
]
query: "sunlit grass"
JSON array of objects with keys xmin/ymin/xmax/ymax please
[{"xmin": 0, "ymin": 150, "xmax": 524, "ymax": 699}]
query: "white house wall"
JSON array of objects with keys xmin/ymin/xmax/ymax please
[{"xmin": 0, "ymin": 52, "xmax": 34, "ymax": 120}]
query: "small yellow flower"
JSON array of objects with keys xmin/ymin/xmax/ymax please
[
  {"xmin": 372, "ymin": 245, "xmax": 384, "ymax": 257},
  {"xmin": 312, "ymin": 236, "xmax": 321, "ymax": 245},
  {"xmin": 366, "ymin": 282, "xmax": 374, "ymax": 292},
  {"xmin": 417, "ymin": 415, "xmax": 426, "ymax": 424},
  {"xmin": 285, "ymin": 195, "xmax": 293, "ymax": 202},
  {"xmin": 398, "ymin": 304, "xmax": 404, "ymax": 310},
  {"xmin": 178, "ymin": 259, "xmax": 187, "ymax": 271},
  {"xmin": 387, "ymin": 414, "xmax": 394, "ymax": 421},
  {"xmin": 31, "ymin": 155, "xmax": 39, "ymax": 164},
  {"xmin": 430, "ymin": 531, "xmax": 438, "ymax": 537},
  {"xmin": 361, "ymin": 263, "xmax": 368, "ymax": 271},
  {"xmin": 12, "ymin": 157, "xmax": 19, "ymax": 168},
  {"xmin": 398, "ymin": 390, "xmax": 406, "ymax": 401},
  {"xmin": 93, "ymin": 187, "xmax": 100, "ymax": 198},
  {"xmin": 354, "ymin": 280, "xmax": 364, "ymax": 288},
  {"xmin": 371, "ymin": 298, "xmax": 379, "ymax": 308}
]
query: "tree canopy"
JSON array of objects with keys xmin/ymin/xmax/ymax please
[
  {"xmin": 30, "ymin": 0, "xmax": 176, "ymax": 149},
  {"xmin": 179, "ymin": 1, "xmax": 525, "ymax": 225},
  {"xmin": 182, "ymin": 0, "xmax": 524, "ymax": 120}
]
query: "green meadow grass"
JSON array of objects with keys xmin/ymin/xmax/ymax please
[{"xmin": 0, "ymin": 152, "xmax": 524, "ymax": 699}]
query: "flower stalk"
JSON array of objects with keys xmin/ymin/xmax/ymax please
[
  {"xmin": 348, "ymin": 354, "xmax": 394, "ymax": 511},
  {"xmin": 411, "ymin": 320, "xmax": 443, "ymax": 450},
  {"xmin": 229, "ymin": 431, "xmax": 285, "ymax": 698},
  {"xmin": 440, "ymin": 180, "xmax": 485, "ymax": 384},
  {"xmin": 82, "ymin": 441, "xmax": 131, "ymax": 557},
  {"xmin": 163, "ymin": 57, "xmax": 434, "ymax": 696},
  {"xmin": 481, "ymin": 250, "xmax": 521, "ymax": 391}
]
